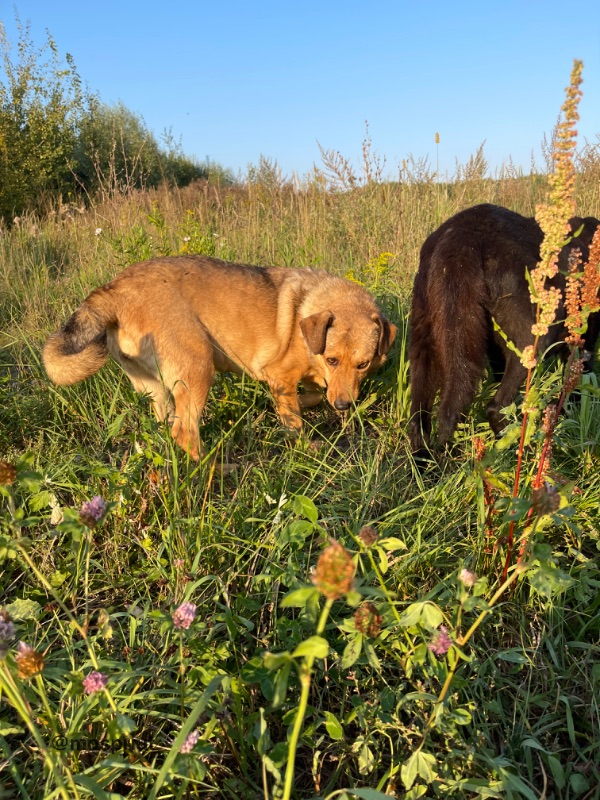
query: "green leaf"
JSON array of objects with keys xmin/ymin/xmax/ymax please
[
  {"xmin": 116, "ymin": 714, "xmax": 136, "ymax": 736},
  {"xmin": 281, "ymin": 519, "xmax": 314, "ymax": 545},
  {"xmin": 547, "ymin": 755, "xmax": 566, "ymax": 789},
  {"xmin": 5, "ymin": 598, "xmax": 41, "ymax": 620},
  {"xmin": 272, "ymin": 662, "xmax": 291, "ymax": 708},
  {"xmin": 291, "ymin": 495, "xmax": 319, "ymax": 523},
  {"xmin": 449, "ymin": 707, "xmax": 472, "ymax": 725},
  {"xmin": 569, "ymin": 773, "xmax": 590, "ymax": 794},
  {"xmin": 292, "ymin": 635, "xmax": 328, "ymax": 659},
  {"xmin": 419, "ymin": 603, "xmax": 444, "ymax": 631},
  {"xmin": 28, "ymin": 491, "xmax": 53, "ymax": 512},
  {"xmin": 497, "ymin": 649, "xmax": 528, "ymax": 664},
  {"xmin": 398, "ymin": 601, "xmax": 443, "ymax": 630},
  {"xmin": 323, "ymin": 710, "xmax": 344, "ymax": 740},
  {"xmin": 499, "ymin": 768, "xmax": 539, "ymax": 800},
  {"xmin": 401, "ymin": 750, "xmax": 438, "ymax": 789},
  {"xmin": 341, "ymin": 634, "xmax": 363, "ymax": 669},
  {"xmin": 263, "ymin": 651, "xmax": 292, "ymax": 671},
  {"xmin": 528, "ymin": 562, "xmax": 574, "ymax": 597},
  {"xmin": 73, "ymin": 774, "xmax": 115, "ymax": 800},
  {"xmin": 357, "ymin": 741, "xmax": 375, "ymax": 775},
  {"xmin": 377, "ymin": 546, "xmax": 389, "ymax": 574},
  {"xmin": 378, "ymin": 536, "xmax": 407, "ymax": 552},
  {"xmin": 106, "ymin": 411, "xmax": 128, "ymax": 438},
  {"xmin": 280, "ymin": 586, "xmax": 318, "ymax": 608},
  {"xmin": 49, "ymin": 571, "xmax": 69, "ymax": 588},
  {"xmin": 346, "ymin": 790, "xmax": 396, "ymax": 800}
]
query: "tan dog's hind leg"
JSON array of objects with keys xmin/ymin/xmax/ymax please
[{"xmin": 161, "ymin": 332, "xmax": 216, "ymax": 460}]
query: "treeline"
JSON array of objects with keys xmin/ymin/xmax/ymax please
[{"xmin": 0, "ymin": 18, "xmax": 231, "ymax": 222}]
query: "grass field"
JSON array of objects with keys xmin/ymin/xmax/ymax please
[{"xmin": 1, "ymin": 143, "xmax": 600, "ymax": 800}]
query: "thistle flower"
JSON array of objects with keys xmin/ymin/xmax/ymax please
[
  {"xmin": 311, "ymin": 540, "xmax": 355, "ymax": 600},
  {"xmin": 0, "ymin": 461, "xmax": 17, "ymax": 485},
  {"xmin": 458, "ymin": 568, "xmax": 477, "ymax": 588},
  {"xmin": 79, "ymin": 496, "xmax": 107, "ymax": 527},
  {"xmin": 428, "ymin": 626, "xmax": 452, "ymax": 658},
  {"xmin": 82, "ymin": 670, "xmax": 109, "ymax": 694},
  {"xmin": 354, "ymin": 602, "xmax": 382, "ymax": 638},
  {"xmin": 172, "ymin": 602, "xmax": 197, "ymax": 630},
  {"xmin": 15, "ymin": 641, "xmax": 44, "ymax": 678},
  {"xmin": 179, "ymin": 728, "xmax": 200, "ymax": 754}
]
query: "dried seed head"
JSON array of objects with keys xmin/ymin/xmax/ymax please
[
  {"xmin": 354, "ymin": 602, "xmax": 382, "ymax": 638},
  {"xmin": 15, "ymin": 641, "xmax": 44, "ymax": 678},
  {"xmin": 473, "ymin": 437, "xmax": 486, "ymax": 462},
  {"xmin": 564, "ymin": 358, "xmax": 585, "ymax": 394},
  {"xmin": 358, "ymin": 525, "xmax": 378, "ymax": 547},
  {"xmin": 0, "ymin": 461, "xmax": 17, "ymax": 485},
  {"xmin": 311, "ymin": 540, "xmax": 355, "ymax": 599}
]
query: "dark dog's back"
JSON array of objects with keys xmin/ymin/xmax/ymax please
[{"xmin": 409, "ymin": 203, "xmax": 600, "ymax": 456}]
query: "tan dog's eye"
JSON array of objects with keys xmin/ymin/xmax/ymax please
[
  {"xmin": 357, "ymin": 361, "xmax": 370, "ymax": 370},
  {"xmin": 326, "ymin": 357, "xmax": 339, "ymax": 367}
]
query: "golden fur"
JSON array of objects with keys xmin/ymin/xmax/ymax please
[{"xmin": 43, "ymin": 255, "xmax": 396, "ymax": 458}]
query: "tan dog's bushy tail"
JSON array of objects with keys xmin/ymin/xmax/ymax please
[{"xmin": 43, "ymin": 288, "xmax": 116, "ymax": 386}]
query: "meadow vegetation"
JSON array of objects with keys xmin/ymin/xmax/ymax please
[{"xmin": 1, "ymin": 38, "xmax": 600, "ymax": 800}]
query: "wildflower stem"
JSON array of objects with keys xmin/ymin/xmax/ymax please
[
  {"xmin": 0, "ymin": 662, "xmax": 79, "ymax": 800},
  {"xmin": 282, "ymin": 597, "xmax": 333, "ymax": 800},
  {"xmin": 15, "ymin": 543, "xmax": 118, "ymax": 713},
  {"xmin": 421, "ymin": 567, "xmax": 521, "ymax": 744}
]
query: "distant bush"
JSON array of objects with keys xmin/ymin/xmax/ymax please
[{"xmin": 0, "ymin": 16, "xmax": 223, "ymax": 222}]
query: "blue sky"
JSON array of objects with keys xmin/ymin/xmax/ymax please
[{"xmin": 2, "ymin": 1, "xmax": 600, "ymax": 180}]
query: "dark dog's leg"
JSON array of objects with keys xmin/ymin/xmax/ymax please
[{"xmin": 408, "ymin": 303, "xmax": 438, "ymax": 457}]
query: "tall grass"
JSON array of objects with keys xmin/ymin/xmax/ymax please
[{"xmin": 1, "ymin": 123, "xmax": 600, "ymax": 799}]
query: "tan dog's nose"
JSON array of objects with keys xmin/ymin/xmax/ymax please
[{"xmin": 334, "ymin": 398, "xmax": 352, "ymax": 411}]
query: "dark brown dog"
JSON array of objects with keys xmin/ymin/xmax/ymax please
[
  {"xmin": 409, "ymin": 203, "xmax": 600, "ymax": 456},
  {"xmin": 44, "ymin": 255, "xmax": 396, "ymax": 459}
]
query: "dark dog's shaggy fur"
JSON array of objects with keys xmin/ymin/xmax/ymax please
[{"xmin": 409, "ymin": 203, "xmax": 600, "ymax": 456}]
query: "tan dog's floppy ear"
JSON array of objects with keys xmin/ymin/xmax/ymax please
[
  {"xmin": 373, "ymin": 315, "xmax": 397, "ymax": 356},
  {"xmin": 300, "ymin": 311, "xmax": 334, "ymax": 355}
]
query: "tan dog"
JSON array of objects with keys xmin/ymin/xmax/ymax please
[{"xmin": 43, "ymin": 255, "xmax": 396, "ymax": 458}]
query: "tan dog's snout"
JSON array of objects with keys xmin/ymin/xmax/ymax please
[{"xmin": 300, "ymin": 309, "xmax": 397, "ymax": 414}]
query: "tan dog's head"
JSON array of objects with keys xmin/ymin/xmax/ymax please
[{"xmin": 300, "ymin": 310, "xmax": 397, "ymax": 411}]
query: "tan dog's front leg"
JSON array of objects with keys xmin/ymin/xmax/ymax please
[
  {"xmin": 298, "ymin": 380, "xmax": 323, "ymax": 409},
  {"xmin": 268, "ymin": 376, "xmax": 304, "ymax": 432}
]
